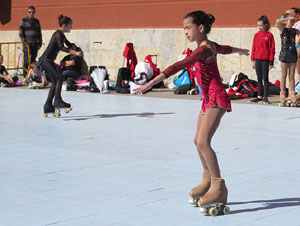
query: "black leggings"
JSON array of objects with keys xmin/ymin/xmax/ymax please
[
  {"xmin": 39, "ymin": 60, "xmax": 63, "ymax": 103},
  {"xmin": 255, "ymin": 59, "xmax": 269, "ymax": 97}
]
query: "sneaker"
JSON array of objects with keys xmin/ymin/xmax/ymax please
[
  {"xmin": 262, "ymin": 97, "xmax": 271, "ymax": 104},
  {"xmin": 250, "ymin": 97, "xmax": 263, "ymax": 103}
]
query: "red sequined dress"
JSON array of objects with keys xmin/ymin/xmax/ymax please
[{"xmin": 162, "ymin": 42, "xmax": 232, "ymax": 113}]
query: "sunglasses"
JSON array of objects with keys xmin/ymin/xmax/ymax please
[{"xmin": 28, "ymin": 11, "xmax": 35, "ymax": 14}]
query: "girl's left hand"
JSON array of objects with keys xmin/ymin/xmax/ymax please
[{"xmin": 269, "ymin": 65, "xmax": 273, "ymax": 70}]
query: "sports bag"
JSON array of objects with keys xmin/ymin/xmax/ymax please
[{"xmin": 173, "ymin": 69, "xmax": 191, "ymax": 87}]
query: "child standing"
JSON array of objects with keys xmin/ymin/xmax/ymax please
[
  {"xmin": 250, "ymin": 15, "xmax": 275, "ymax": 104},
  {"xmin": 276, "ymin": 13, "xmax": 300, "ymax": 106},
  {"xmin": 135, "ymin": 11, "xmax": 249, "ymax": 212},
  {"xmin": 0, "ymin": 54, "xmax": 18, "ymax": 87},
  {"xmin": 27, "ymin": 62, "xmax": 47, "ymax": 88},
  {"xmin": 38, "ymin": 14, "xmax": 82, "ymax": 116}
]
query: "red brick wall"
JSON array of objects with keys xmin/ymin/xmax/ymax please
[{"xmin": 1, "ymin": 0, "xmax": 299, "ymax": 30}]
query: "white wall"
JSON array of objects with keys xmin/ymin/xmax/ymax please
[{"xmin": 0, "ymin": 27, "xmax": 284, "ymax": 83}]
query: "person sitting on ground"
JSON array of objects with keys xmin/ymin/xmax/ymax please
[
  {"xmin": 0, "ymin": 54, "xmax": 18, "ymax": 87},
  {"xmin": 60, "ymin": 46, "xmax": 83, "ymax": 81},
  {"xmin": 26, "ymin": 62, "xmax": 47, "ymax": 88}
]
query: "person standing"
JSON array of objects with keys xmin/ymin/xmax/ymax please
[
  {"xmin": 19, "ymin": 5, "xmax": 42, "ymax": 78},
  {"xmin": 276, "ymin": 13, "xmax": 300, "ymax": 106},
  {"xmin": 250, "ymin": 15, "xmax": 275, "ymax": 104}
]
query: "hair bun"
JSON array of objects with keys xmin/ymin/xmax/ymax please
[
  {"xmin": 57, "ymin": 14, "xmax": 64, "ymax": 20},
  {"xmin": 207, "ymin": 14, "xmax": 215, "ymax": 25}
]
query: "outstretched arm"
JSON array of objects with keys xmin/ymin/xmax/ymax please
[
  {"xmin": 231, "ymin": 47, "xmax": 249, "ymax": 56},
  {"xmin": 215, "ymin": 43, "xmax": 249, "ymax": 56},
  {"xmin": 134, "ymin": 73, "xmax": 166, "ymax": 94}
]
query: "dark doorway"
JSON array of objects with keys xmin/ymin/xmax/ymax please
[{"xmin": 0, "ymin": 0, "xmax": 12, "ymax": 25}]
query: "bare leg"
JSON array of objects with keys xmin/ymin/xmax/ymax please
[
  {"xmin": 296, "ymin": 44, "xmax": 300, "ymax": 81},
  {"xmin": 194, "ymin": 113, "xmax": 208, "ymax": 170},
  {"xmin": 280, "ymin": 62, "xmax": 288, "ymax": 104},
  {"xmin": 196, "ymin": 108, "xmax": 225, "ymax": 178},
  {"xmin": 196, "ymin": 108, "xmax": 228, "ymax": 206},
  {"xmin": 288, "ymin": 63, "xmax": 296, "ymax": 89},
  {"xmin": 281, "ymin": 62, "xmax": 288, "ymax": 92},
  {"xmin": 189, "ymin": 108, "xmax": 225, "ymax": 200},
  {"xmin": 288, "ymin": 63, "xmax": 297, "ymax": 103}
]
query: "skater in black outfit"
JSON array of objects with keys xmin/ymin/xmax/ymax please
[{"xmin": 39, "ymin": 14, "xmax": 82, "ymax": 115}]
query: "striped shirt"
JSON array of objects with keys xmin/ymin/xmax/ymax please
[{"xmin": 19, "ymin": 17, "xmax": 42, "ymax": 45}]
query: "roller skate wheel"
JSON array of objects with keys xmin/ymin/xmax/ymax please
[
  {"xmin": 54, "ymin": 113, "xmax": 61, "ymax": 118},
  {"xmin": 64, "ymin": 108, "xmax": 70, "ymax": 113},
  {"xmin": 55, "ymin": 109, "xmax": 60, "ymax": 114},
  {"xmin": 223, "ymin": 206, "xmax": 230, "ymax": 215},
  {"xmin": 209, "ymin": 207, "xmax": 218, "ymax": 216},
  {"xmin": 279, "ymin": 102, "xmax": 285, "ymax": 107},
  {"xmin": 189, "ymin": 198, "xmax": 200, "ymax": 206},
  {"xmin": 188, "ymin": 199, "xmax": 194, "ymax": 205},
  {"xmin": 291, "ymin": 102, "xmax": 297, "ymax": 107},
  {"xmin": 199, "ymin": 207, "xmax": 206, "ymax": 213},
  {"xmin": 44, "ymin": 113, "xmax": 48, "ymax": 118},
  {"xmin": 197, "ymin": 199, "xmax": 202, "ymax": 207}
]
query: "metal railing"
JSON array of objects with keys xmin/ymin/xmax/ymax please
[{"xmin": 0, "ymin": 41, "xmax": 30, "ymax": 78}]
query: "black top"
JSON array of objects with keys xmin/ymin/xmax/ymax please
[
  {"xmin": 60, "ymin": 54, "xmax": 82, "ymax": 74},
  {"xmin": 279, "ymin": 28, "xmax": 298, "ymax": 63},
  {"xmin": 280, "ymin": 28, "xmax": 296, "ymax": 50},
  {"xmin": 39, "ymin": 30, "xmax": 72, "ymax": 62},
  {"xmin": 0, "ymin": 65, "xmax": 7, "ymax": 75}
]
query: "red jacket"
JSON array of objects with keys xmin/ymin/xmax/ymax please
[
  {"xmin": 251, "ymin": 31, "xmax": 275, "ymax": 63},
  {"xmin": 123, "ymin": 43, "xmax": 137, "ymax": 78}
]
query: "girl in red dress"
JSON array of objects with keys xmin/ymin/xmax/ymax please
[{"xmin": 135, "ymin": 10, "xmax": 249, "ymax": 211}]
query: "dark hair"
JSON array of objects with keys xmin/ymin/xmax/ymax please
[
  {"xmin": 258, "ymin": 15, "xmax": 271, "ymax": 31},
  {"xmin": 184, "ymin": 11, "xmax": 215, "ymax": 34},
  {"xmin": 58, "ymin": 14, "xmax": 72, "ymax": 27},
  {"xmin": 291, "ymin": 7, "xmax": 300, "ymax": 15},
  {"xmin": 282, "ymin": 13, "xmax": 293, "ymax": 18},
  {"xmin": 28, "ymin": 5, "xmax": 35, "ymax": 11}
]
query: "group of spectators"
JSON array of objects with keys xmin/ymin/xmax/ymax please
[{"xmin": 0, "ymin": 5, "xmax": 83, "ymax": 88}]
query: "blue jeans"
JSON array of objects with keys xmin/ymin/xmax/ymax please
[
  {"xmin": 62, "ymin": 70, "xmax": 80, "ymax": 81},
  {"xmin": 23, "ymin": 44, "xmax": 39, "ymax": 77}
]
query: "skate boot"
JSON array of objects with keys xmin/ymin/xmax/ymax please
[
  {"xmin": 296, "ymin": 92, "xmax": 300, "ymax": 107},
  {"xmin": 262, "ymin": 97, "xmax": 271, "ymax": 104},
  {"xmin": 188, "ymin": 170, "xmax": 211, "ymax": 207},
  {"xmin": 289, "ymin": 91, "xmax": 298, "ymax": 107},
  {"xmin": 54, "ymin": 98, "xmax": 72, "ymax": 115},
  {"xmin": 199, "ymin": 178, "xmax": 230, "ymax": 216},
  {"xmin": 279, "ymin": 91, "xmax": 287, "ymax": 107},
  {"xmin": 43, "ymin": 102, "xmax": 56, "ymax": 118}
]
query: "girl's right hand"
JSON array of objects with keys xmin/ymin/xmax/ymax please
[{"xmin": 252, "ymin": 61, "xmax": 255, "ymax": 69}]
